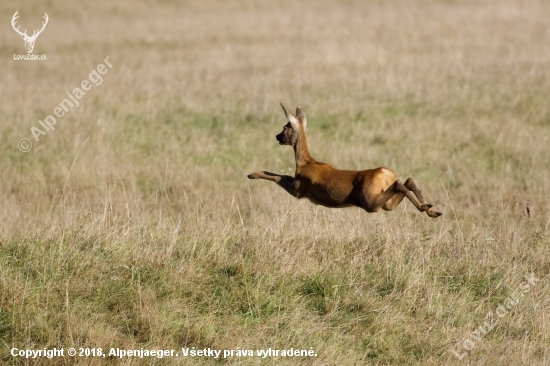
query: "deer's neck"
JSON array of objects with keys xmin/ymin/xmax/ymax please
[{"xmin": 293, "ymin": 128, "xmax": 313, "ymax": 166}]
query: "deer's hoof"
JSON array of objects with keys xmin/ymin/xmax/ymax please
[
  {"xmin": 427, "ymin": 210, "xmax": 443, "ymax": 218},
  {"xmin": 420, "ymin": 204, "xmax": 433, "ymax": 212}
]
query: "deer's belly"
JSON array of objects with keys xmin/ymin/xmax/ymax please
[{"xmin": 304, "ymin": 186, "xmax": 358, "ymax": 208}]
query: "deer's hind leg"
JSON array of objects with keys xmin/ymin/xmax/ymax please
[
  {"xmin": 357, "ymin": 169, "xmax": 422, "ymax": 213},
  {"xmin": 404, "ymin": 178, "xmax": 431, "ymax": 209},
  {"xmin": 371, "ymin": 180, "xmax": 441, "ymax": 218},
  {"xmin": 358, "ymin": 170, "xmax": 442, "ymax": 218},
  {"xmin": 403, "ymin": 178, "xmax": 442, "ymax": 218},
  {"xmin": 379, "ymin": 180, "xmax": 426, "ymax": 212}
]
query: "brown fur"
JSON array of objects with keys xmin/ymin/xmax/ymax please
[{"xmin": 247, "ymin": 104, "xmax": 442, "ymax": 218}]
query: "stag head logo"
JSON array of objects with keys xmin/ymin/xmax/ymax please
[{"xmin": 11, "ymin": 11, "xmax": 49, "ymax": 54}]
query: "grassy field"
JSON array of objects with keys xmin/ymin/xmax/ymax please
[{"xmin": 1, "ymin": 0, "xmax": 549, "ymax": 364}]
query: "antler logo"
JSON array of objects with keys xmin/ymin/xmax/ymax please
[{"xmin": 11, "ymin": 11, "xmax": 49, "ymax": 54}]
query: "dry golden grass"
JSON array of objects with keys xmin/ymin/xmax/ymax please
[{"xmin": 1, "ymin": 0, "xmax": 549, "ymax": 364}]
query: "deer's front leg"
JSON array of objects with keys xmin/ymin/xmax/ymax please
[{"xmin": 247, "ymin": 171, "xmax": 298, "ymax": 197}]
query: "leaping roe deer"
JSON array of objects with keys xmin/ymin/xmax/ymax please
[{"xmin": 247, "ymin": 104, "xmax": 442, "ymax": 218}]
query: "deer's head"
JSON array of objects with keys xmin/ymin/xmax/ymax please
[
  {"xmin": 12, "ymin": 11, "xmax": 49, "ymax": 54},
  {"xmin": 276, "ymin": 104, "xmax": 307, "ymax": 146}
]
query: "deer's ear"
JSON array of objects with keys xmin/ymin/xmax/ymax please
[
  {"xmin": 280, "ymin": 103, "xmax": 292, "ymax": 118},
  {"xmin": 280, "ymin": 103, "xmax": 299, "ymax": 127},
  {"xmin": 20, "ymin": 34, "xmax": 26, "ymax": 40},
  {"xmin": 295, "ymin": 105, "xmax": 307, "ymax": 128}
]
